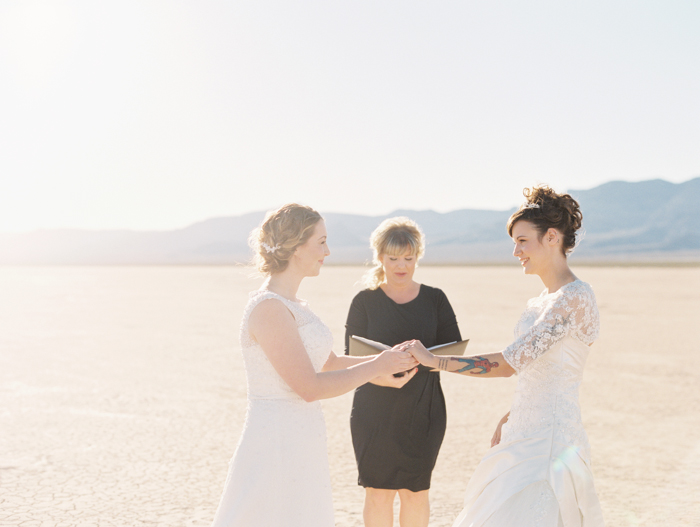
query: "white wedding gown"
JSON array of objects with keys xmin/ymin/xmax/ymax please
[
  {"xmin": 211, "ymin": 290, "xmax": 335, "ymax": 527},
  {"xmin": 453, "ymin": 280, "xmax": 605, "ymax": 527}
]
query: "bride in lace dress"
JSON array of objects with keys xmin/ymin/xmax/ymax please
[
  {"xmin": 210, "ymin": 204, "xmax": 418, "ymax": 527},
  {"xmin": 406, "ymin": 187, "xmax": 605, "ymax": 527}
]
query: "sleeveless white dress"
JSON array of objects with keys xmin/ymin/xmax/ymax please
[
  {"xmin": 211, "ymin": 290, "xmax": 335, "ymax": 527},
  {"xmin": 453, "ymin": 280, "xmax": 605, "ymax": 527}
]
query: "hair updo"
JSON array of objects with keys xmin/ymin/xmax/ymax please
[
  {"xmin": 249, "ymin": 203, "xmax": 323, "ymax": 275},
  {"xmin": 506, "ymin": 186, "xmax": 583, "ymax": 255},
  {"xmin": 364, "ymin": 217, "xmax": 425, "ymax": 289}
]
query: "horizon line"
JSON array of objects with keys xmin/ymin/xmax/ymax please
[{"xmin": 2, "ymin": 175, "xmax": 698, "ymax": 235}]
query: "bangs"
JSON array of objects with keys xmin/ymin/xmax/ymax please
[{"xmin": 382, "ymin": 233, "xmax": 420, "ymax": 257}]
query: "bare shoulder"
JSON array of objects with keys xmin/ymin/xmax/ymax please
[{"xmin": 249, "ymin": 298, "xmax": 295, "ymax": 332}]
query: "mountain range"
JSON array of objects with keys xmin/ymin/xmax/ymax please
[{"xmin": 2, "ymin": 178, "xmax": 699, "ymax": 264}]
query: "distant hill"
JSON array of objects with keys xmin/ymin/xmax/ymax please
[
  {"xmin": 1, "ymin": 178, "xmax": 699, "ymax": 264},
  {"xmin": 568, "ymin": 178, "xmax": 700, "ymax": 257}
]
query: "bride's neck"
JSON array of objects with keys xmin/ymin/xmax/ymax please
[
  {"xmin": 265, "ymin": 271, "xmax": 302, "ymax": 301},
  {"xmin": 539, "ymin": 259, "xmax": 576, "ymax": 294}
]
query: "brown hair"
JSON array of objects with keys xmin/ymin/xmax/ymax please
[
  {"xmin": 507, "ymin": 186, "xmax": 583, "ymax": 255},
  {"xmin": 249, "ymin": 203, "xmax": 323, "ymax": 275},
  {"xmin": 364, "ymin": 217, "xmax": 425, "ymax": 289}
]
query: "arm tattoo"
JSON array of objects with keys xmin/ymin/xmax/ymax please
[
  {"xmin": 450, "ymin": 356, "xmax": 500, "ymax": 374},
  {"xmin": 438, "ymin": 357, "xmax": 450, "ymax": 370}
]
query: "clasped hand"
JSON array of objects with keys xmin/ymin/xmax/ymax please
[
  {"xmin": 369, "ymin": 344, "xmax": 419, "ymax": 388},
  {"xmin": 376, "ymin": 345, "xmax": 419, "ymax": 374},
  {"xmin": 368, "ymin": 341, "xmax": 438, "ymax": 389},
  {"xmin": 394, "ymin": 340, "xmax": 436, "ymax": 368}
]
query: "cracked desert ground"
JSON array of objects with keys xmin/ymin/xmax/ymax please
[{"xmin": 1, "ymin": 265, "xmax": 698, "ymax": 527}]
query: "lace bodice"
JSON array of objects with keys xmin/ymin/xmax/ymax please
[
  {"xmin": 500, "ymin": 280, "xmax": 600, "ymax": 462},
  {"xmin": 239, "ymin": 290, "xmax": 333, "ymax": 401},
  {"xmin": 502, "ymin": 280, "xmax": 599, "ymax": 373}
]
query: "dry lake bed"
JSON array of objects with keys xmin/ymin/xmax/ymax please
[{"xmin": 1, "ymin": 265, "xmax": 698, "ymax": 526}]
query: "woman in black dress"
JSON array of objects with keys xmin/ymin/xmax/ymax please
[{"xmin": 344, "ymin": 217, "xmax": 462, "ymax": 527}]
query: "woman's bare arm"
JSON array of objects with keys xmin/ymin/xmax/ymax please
[
  {"xmin": 322, "ymin": 352, "xmax": 373, "ymax": 371},
  {"xmin": 323, "ymin": 352, "xmax": 418, "ymax": 388},
  {"xmin": 404, "ymin": 340, "xmax": 515, "ymax": 378},
  {"xmin": 491, "ymin": 412, "xmax": 510, "ymax": 447},
  {"xmin": 249, "ymin": 299, "xmax": 418, "ymax": 401}
]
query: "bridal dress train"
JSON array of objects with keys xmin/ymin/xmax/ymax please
[
  {"xmin": 211, "ymin": 290, "xmax": 335, "ymax": 527},
  {"xmin": 453, "ymin": 280, "xmax": 605, "ymax": 527}
]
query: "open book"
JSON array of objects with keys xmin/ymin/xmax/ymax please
[{"xmin": 349, "ymin": 335, "xmax": 469, "ymax": 357}]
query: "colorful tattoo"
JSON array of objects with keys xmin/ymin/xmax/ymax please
[{"xmin": 451, "ymin": 356, "xmax": 499, "ymax": 374}]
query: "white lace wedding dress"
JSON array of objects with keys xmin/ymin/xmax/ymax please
[
  {"xmin": 211, "ymin": 290, "xmax": 335, "ymax": 527},
  {"xmin": 453, "ymin": 280, "xmax": 605, "ymax": 527}
]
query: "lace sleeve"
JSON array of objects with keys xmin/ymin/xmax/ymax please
[{"xmin": 503, "ymin": 282, "xmax": 599, "ymax": 373}]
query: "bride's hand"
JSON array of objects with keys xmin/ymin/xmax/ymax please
[
  {"xmin": 405, "ymin": 340, "xmax": 437, "ymax": 369},
  {"xmin": 491, "ymin": 412, "xmax": 510, "ymax": 447},
  {"xmin": 370, "ymin": 367, "xmax": 419, "ymax": 388},
  {"xmin": 374, "ymin": 349, "xmax": 419, "ymax": 376}
]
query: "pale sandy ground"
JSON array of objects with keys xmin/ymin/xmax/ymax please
[{"xmin": 1, "ymin": 265, "xmax": 698, "ymax": 527}]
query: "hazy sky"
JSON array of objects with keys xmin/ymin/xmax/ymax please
[{"xmin": 1, "ymin": 0, "xmax": 698, "ymax": 232}]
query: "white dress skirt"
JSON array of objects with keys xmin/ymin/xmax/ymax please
[
  {"xmin": 452, "ymin": 280, "xmax": 605, "ymax": 527},
  {"xmin": 210, "ymin": 290, "xmax": 335, "ymax": 527}
]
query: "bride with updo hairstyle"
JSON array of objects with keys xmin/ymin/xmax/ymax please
[
  {"xmin": 210, "ymin": 204, "xmax": 418, "ymax": 527},
  {"xmin": 250, "ymin": 203, "xmax": 323, "ymax": 275},
  {"xmin": 506, "ymin": 186, "xmax": 583, "ymax": 255},
  {"xmin": 405, "ymin": 187, "xmax": 605, "ymax": 526}
]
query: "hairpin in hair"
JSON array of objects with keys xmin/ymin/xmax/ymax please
[
  {"xmin": 261, "ymin": 242, "xmax": 281, "ymax": 254},
  {"xmin": 523, "ymin": 202, "xmax": 540, "ymax": 209}
]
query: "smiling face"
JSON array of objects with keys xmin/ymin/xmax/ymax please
[
  {"xmin": 380, "ymin": 247, "xmax": 417, "ymax": 286},
  {"xmin": 292, "ymin": 220, "xmax": 330, "ymax": 277},
  {"xmin": 511, "ymin": 220, "xmax": 551, "ymax": 275}
]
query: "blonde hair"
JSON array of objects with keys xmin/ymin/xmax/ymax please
[
  {"xmin": 364, "ymin": 217, "xmax": 425, "ymax": 289},
  {"xmin": 249, "ymin": 203, "xmax": 323, "ymax": 275}
]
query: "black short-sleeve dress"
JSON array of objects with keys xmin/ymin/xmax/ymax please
[{"xmin": 344, "ymin": 284, "xmax": 461, "ymax": 492}]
